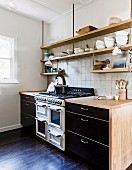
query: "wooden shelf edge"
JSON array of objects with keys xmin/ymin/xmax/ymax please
[
  {"xmin": 40, "ymin": 44, "xmax": 132, "ymax": 62},
  {"xmin": 41, "ymin": 19, "xmax": 132, "ymax": 49},
  {"xmin": 40, "ymin": 72, "xmax": 58, "ymax": 76},
  {"xmin": 91, "ymin": 68, "xmax": 131, "ymax": 73}
]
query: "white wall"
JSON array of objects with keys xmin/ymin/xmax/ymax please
[
  {"xmin": 0, "ymin": 8, "xmax": 47, "ymax": 132},
  {"xmin": 47, "ymin": 0, "xmax": 132, "ymax": 99},
  {"xmin": 47, "ymin": 0, "xmax": 130, "ymax": 42}
]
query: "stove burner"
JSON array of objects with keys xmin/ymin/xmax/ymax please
[{"xmin": 35, "ymin": 87, "xmax": 94, "ymax": 106}]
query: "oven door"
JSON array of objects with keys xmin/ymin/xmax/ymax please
[
  {"xmin": 48, "ymin": 128, "xmax": 65, "ymax": 151},
  {"xmin": 36, "ymin": 102, "xmax": 47, "ymax": 117},
  {"xmin": 36, "ymin": 116, "xmax": 47, "ymax": 140},
  {"xmin": 47, "ymin": 105, "xmax": 65, "ymax": 131}
]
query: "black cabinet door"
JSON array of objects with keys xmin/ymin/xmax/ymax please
[
  {"xmin": 21, "ymin": 95, "xmax": 36, "ymax": 127},
  {"xmin": 66, "ymin": 102, "xmax": 109, "ymax": 121},
  {"xmin": 21, "ymin": 113, "xmax": 35, "ymax": 127},
  {"xmin": 28, "ymin": 102, "xmax": 36, "ymax": 117},
  {"xmin": 66, "ymin": 111, "xmax": 109, "ymax": 146},
  {"xmin": 66, "ymin": 131, "xmax": 109, "ymax": 170}
]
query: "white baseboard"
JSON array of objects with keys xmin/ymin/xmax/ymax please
[{"xmin": 0, "ymin": 124, "xmax": 22, "ymax": 133}]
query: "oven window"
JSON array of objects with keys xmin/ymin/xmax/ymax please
[
  {"xmin": 38, "ymin": 121, "xmax": 45, "ymax": 134},
  {"xmin": 51, "ymin": 110, "xmax": 60, "ymax": 126}
]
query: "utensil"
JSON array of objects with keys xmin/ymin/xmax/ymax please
[
  {"xmin": 119, "ymin": 79, "xmax": 123, "ymax": 89},
  {"xmin": 115, "ymin": 80, "xmax": 120, "ymax": 89},
  {"xmin": 122, "ymin": 80, "xmax": 128, "ymax": 89}
]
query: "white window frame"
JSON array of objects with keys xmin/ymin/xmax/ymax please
[{"xmin": 0, "ymin": 34, "xmax": 18, "ymax": 84}]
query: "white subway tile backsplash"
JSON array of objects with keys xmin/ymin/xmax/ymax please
[
  {"xmin": 48, "ymin": 33, "xmax": 132, "ymax": 97},
  {"xmin": 106, "ymin": 74, "xmax": 112, "ymax": 81}
]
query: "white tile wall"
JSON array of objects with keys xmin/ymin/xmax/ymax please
[{"xmin": 47, "ymin": 29, "xmax": 132, "ymax": 98}]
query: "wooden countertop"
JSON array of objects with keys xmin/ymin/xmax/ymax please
[
  {"xmin": 65, "ymin": 96, "xmax": 132, "ymax": 109},
  {"xmin": 19, "ymin": 91, "xmax": 45, "ymax": 96}
]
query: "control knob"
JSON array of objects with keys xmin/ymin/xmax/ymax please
[{"xmin": 56, "ymin": 100, "xmax": 62, "ymax": 105}]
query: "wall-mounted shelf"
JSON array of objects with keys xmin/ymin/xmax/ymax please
[
  {"xmin": 40, "ymin": 44, "xmax": 132, "ymax": 62},
  {"xmin": 41, "ymin": 19, "xmax": 132, "ymax": 50},
  {"xmin": 40, "ymin": 72, "xmax": 58, "ymax": 76},
  {"xmin": 91, "ymin": 68, "xmax": 132, "ymax": 73}
]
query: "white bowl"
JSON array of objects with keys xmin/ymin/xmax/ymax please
[
  {"xmin": 104, "ymin": 37, "xmax": 115, "ymax": 41},
  {"xmin": 116, "ymin": 37, "xmax": 128, "ymax": 42},
  {"xmin": 96, "ymin": 45, "xmax": 105, "ymax": 50},
  {"xmin": 67, "ymin": 49, "xmax": 74, "ymax": 54},
  {"xmin": 104, "ymin": 39, "xmax": 115, "ymax": 48},
  {"xmin": 96, "ymin": 40, "xmax": 105, "ymax": 45},
  {"xmin": 115, "ymin": 31, "xmax": 128, "ymax": 36},
  {"xmin": 79, "ymin": 49, "xmax": 84, "ymax": 53},
  {"xmin": 116, "ymin": 40, "xmax": 127, "ymax": 45},
  {"xmin": 106, "ymin": 95, "xmax": 114, "ymax": 99}
]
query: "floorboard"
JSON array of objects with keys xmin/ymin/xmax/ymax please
[{"xmin": 0, "ymin": 129, "xmax": 131, "ymax": 170}]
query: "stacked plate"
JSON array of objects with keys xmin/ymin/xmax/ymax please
[
  {"xmin": 96, "ymin": 40, "xmax": 105, "ymax": 50},
  {"xmin": 104, "ymin": 37, "xmax": 115, "ymax": 48},
  {"xmin": 115, "ymin": 31, "xmax": 128, "ymax": 45}
]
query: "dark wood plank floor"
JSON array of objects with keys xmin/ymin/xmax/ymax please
[{"xmin": 0, "ymin": 129, "xmax": 131, "ymax": 170}]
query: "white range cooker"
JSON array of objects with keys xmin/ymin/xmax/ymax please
[{"xmin": 35, "ymin": 87, "xmax": 94, "ymax": 151}]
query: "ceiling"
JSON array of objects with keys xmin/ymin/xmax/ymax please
[{"xmin": 0, "ymin": 0, "xmax": 98, "ymax": 23}]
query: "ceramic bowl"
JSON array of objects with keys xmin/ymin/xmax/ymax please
[
  {"xmin": 106, "ymin": 95, "xmax": 114, "ymax": 99},
  {"xmin": 115, "ymin": 31, "xmax": 128, "ymax": 36},
  {"xmin": 96, "ymin": 40, "xmax": 105, "ymax": 46},
  {"xmin": 67, "ymin": 49, "xmax": 74, "ymax": 55},
  {"xmin": 96, "ymin": 45, "xmax": 105, "ymax": 50},
  {"xmin": 104, "ymin": 39, "xmax": 115, "ymax": 48},
  {"xmin": 79, "ymin": 49, "xmax": 84, "ymax": 53}
]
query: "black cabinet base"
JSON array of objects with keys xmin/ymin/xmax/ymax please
[{"xmin": 66, "ymin": 131, "xmax": 109, "ymax": 170}]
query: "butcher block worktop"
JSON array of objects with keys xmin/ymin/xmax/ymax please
[
  {"xmin": 19, "ymin": 91, "xmax": 43, "ymax": 96},
  {"xmin": 65, "ymin": 96, "xmax": 132, "ymax": 109}
]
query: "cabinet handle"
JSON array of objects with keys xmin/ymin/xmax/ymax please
[
  {"xmin": 81, "ymin": 107, "xmax": 88, "ymax": 111},
  {"xmin": 81, "ymin": 118, "xmax": 89, "ymax": 122},
  {"xmin": 81, "ymin": 139, "xmax": 88, "ymax": 144},
  {"xmin": 26, "ymin": 97, "xmax": 29, "ymax": 99},
  {"xmin": 26, "ymin": 116, "xmax": 30, "ymax": 119}
]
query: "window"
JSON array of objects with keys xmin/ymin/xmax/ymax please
[{"xmin": 0, "ymin": 35, "xmax": 17, "ymax": 83}]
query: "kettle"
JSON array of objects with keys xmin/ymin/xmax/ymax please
[
  {"xmin": 54, "ymin": 75, "xmax": 67, "ymax": 94},
  {"xmin": 55, "ymin": 75, "xmax": 66, "ymax": 85}
]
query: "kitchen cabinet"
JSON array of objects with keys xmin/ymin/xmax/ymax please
[
  {"xmin": 65, "ymin": 97, "xmax": 132, "ymax": 170},
  {"xmin": 65, "ymin": 102, "xmax": 109, "ymax": 170},
  {"xmin": 21, "ymin": 94, "xmax": 36, "ymax": 134},
  {"xmin": 40, "ymin": 19, "xmax": 132, "ymax": 75}
]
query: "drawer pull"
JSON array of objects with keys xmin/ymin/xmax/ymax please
[
  {"xmin": 81, "ymin": 118, "xmax": 89, "ymax": 122},
  {"xmin": 81, "ymin": 107, "xmax": 88, "ymax": 111},
  {"xmin": 81, "ymin": 139, "xmax": 88, "ymax": 144},
  {"xmin": 26, "ymin": 116, "xmax": 30, "ymax": 119}
]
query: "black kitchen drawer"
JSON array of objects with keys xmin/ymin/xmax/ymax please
[
  {"xmin": 21, "ymin": 94, "xmax": 35, "ymax": 103},
  {"xmin": 21, "ymin": 113, "xmax": 35, "ymax": 127},
  {"xmin": 66, "ymin": 112, "xmax": 109, "ymax": 146},
  {"xmin": 66, "ymin": 131, "xmax": 109, "ymax": 170},
  {"xmin": 21, "ymin": 100, "xmax": 36, "ymax": 117},
  {"xmin": 66, "ymin": 102, "xmax": 109, "ymax": 121}
]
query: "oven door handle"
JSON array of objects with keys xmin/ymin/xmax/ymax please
[
  {"xmin": 36, "ymin": 104, "xmax": 47, "ymax": 108},
  {"xmin": 35, "ymin": 117, "xmax": 46, "ymax": 123},
  {"xmin": 47, "ymin": 106, "xmax": 61, "ymax": 112},
  {"xmin": 48, "ymin": 130, "xmax": 61, "ymax": 137}
]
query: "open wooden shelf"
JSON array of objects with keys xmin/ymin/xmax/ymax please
[
  {"xmin": 40, "ymin": 72, "xmax": 58, "ymax": 76},
  {"xmin": 41, "ymin": 19, "xmax": 132, "ymax": 50},
  {"xmin": 91, "ymin": 68, "xmax": 132, "ymax": 73},
  {"xmin": 40, "ymin": 44, "xmax": 132, "ymax": 62}
]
